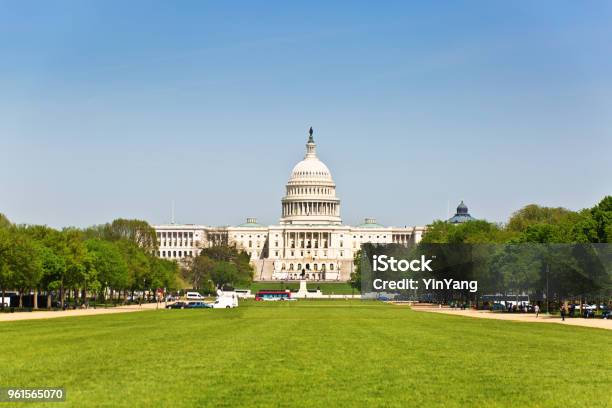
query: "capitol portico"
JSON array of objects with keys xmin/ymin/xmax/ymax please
[{"xmin": 153, "ymin": 129, "xmax": 425, "ymax": 281}]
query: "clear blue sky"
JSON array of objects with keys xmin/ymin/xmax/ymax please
[{"xmin": 1, "ymin": 1, "xmax": 611, "ymax": 229}]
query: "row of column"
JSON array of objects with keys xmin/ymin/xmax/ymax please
[
  {"xmin": 282, "ymin": 201, "xmax": 339, "ymax": 217},
  {"xmin": 158, "ymin": 231, "xmax": 193, "ymax": 239},
  {"xmin": 157, "ymin": 231, "xmax": 194, "ymax": 248},
  {"xmin": 393, "ymin": 234, "xmax": 412, "ymax": 246},
  {"xmin": 283, "ymin": 231, "xmax": 331, "ymax": 249}
]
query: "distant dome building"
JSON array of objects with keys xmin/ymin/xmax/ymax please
[{"xmin": 448, "ymin": 201, "xmax": 475, "ymax": 224}]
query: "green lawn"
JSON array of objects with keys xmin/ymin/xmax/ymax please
[
  {"xmin": 1, "ymin": 301, "xmax": 610, "ymax": 407},
  {"xmin": 248, "ymin": 281, "xmax": 355, "ymax": 294}
]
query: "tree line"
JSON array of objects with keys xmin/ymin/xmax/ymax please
[
  {"xmin": 351, "ymin": 196, "xmax": 612, "ymax": 306},
  {"xmin": 0, "ymin": 217, "xmax": 179, "ymax": 309}
]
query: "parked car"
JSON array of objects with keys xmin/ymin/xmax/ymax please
[
  {"xmin": 166, "ymin": 301, "xmax": 188, "ymax": 309},
  {"xmin": 185, "ymin": 301, "xmax": 212, "ymax": 309},
  {"xmin": 185, "ymin": 292, "xmax": 205, "ymax": 300}
]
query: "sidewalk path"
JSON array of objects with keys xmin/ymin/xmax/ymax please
[
  {"xmin": 412, "ymin": 306, "xmax": 612, "ymax": 330},
  {"xmin": 0, "ymin": 302, "xmax": 163, "ymax": 322}
]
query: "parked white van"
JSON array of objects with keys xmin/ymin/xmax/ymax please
[
  {"xmin": 211, "ymin": 295, "xmax": 238, "ymax": 309},
  {"xmin": 185, "ymin": 292, "xmax": 205, "ymax": 300}
]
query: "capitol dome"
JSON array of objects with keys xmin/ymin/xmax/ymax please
[
  {"xmin": 280, "ymin": 129, "xmax": 341, "ymax": 225},
  {"xmin": 289, "ymin": 158, "xmax": 332, "ymax": 182}
]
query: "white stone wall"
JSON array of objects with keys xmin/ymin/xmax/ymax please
[{"xmin": 227, "ymin": 227, "xmax": 269, "ymax": 259}]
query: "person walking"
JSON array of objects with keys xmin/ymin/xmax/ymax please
[
  {"xmin": 534, "ymin": 304, "xmax": 540, "ymax": 318},
  {"xmin": 560, "ymin": 304, "xmax": 566, "ymax": 321}
]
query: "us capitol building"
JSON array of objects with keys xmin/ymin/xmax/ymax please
[{"xmin": 153, "ymin": 129, "xmax": 425, "ymax": 281}]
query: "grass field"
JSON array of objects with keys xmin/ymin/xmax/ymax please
[
  {"xmin": 248, "ymin": 281, "xmax": 355, "ymax": 294},
  {"xmin": 1, "ymin": 301, "xmax": 610, "ymax": 407}
]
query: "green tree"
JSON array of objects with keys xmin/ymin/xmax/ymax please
[
  {"xmin": 8, "ymin": 229, "xmax": 43, "ymax": 308},
  {"xmin": 61, "ymin": 228, "xmax": 89, "ymax": 305},
  {"xmin": 188, "ymin": 255, "xmax": 215, "ymax": 290},
  {"xmin": 116, "ymin": 240, "xmax": 150, "ymax": 299},
  {"xmin": 419, "ymin": 220, "xmax": 453, "ymax": 243},
  {"xmin": 0, "ymin": 227, "xmax": 13, "ymax": 308},
  {"xmin": 38, "ymin": 245, "xmax": 66, "ymax": 308},
  {"xmin": 0, "ymin": 213, "xmax": 11, "ymax": 229},
  {"xmin": 589, "ymin": 196, "xmax": 612, "ymax": 243},
  {"xmin": 210, "ymin": 261, "xmax": 239, "ymax": 288},
  {"xmin": 200, "ymin": 245, "xmax": 254, "ymax": 286},
  {"xmin": 149, "ymin": 257, "xmax": 180, "ymax": 295},
  {"xmin": 349, "ymin": 249, "xmax": 362, "ymax": 291},
  {"xmin": 507, "ymin": 204, "xmax": 575, "ymax": 232},
  {"xmin": 22, "ymin": 225, "xmax": 64, "ymax": 308},
  {"xmin": 85, "ymin": 239, "xmax": 128, "ymax": 302},
  {"xmin": 422, "ymin": 219, "xmax": 514, "ymax": 244},
  {"xmin": 95, "ymin": 219, "xmax": 159, "ymax": 253}
]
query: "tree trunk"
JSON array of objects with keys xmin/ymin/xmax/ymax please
[
  {"xmin": 18, "ymin": 290, "xmax": 23, "ymax": 308},
  {"xmin": 1, "ymin": 287, "xmax": 4, "ymax": 309},
  {"xmin": 60, "ymin": 284, "xmax": 65, "ymax": 306},
  {"xmin": 47, "ymin": 292, "xmax": 52, "ymax": 309},
  {"xmin": 33, "ymin": 288, "xmax": 38, "ymax": 309}
]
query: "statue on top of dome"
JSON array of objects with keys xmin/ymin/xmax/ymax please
[{"xmin": 308, "ymin": 127, "xmax": 314, "ymax": 143}]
